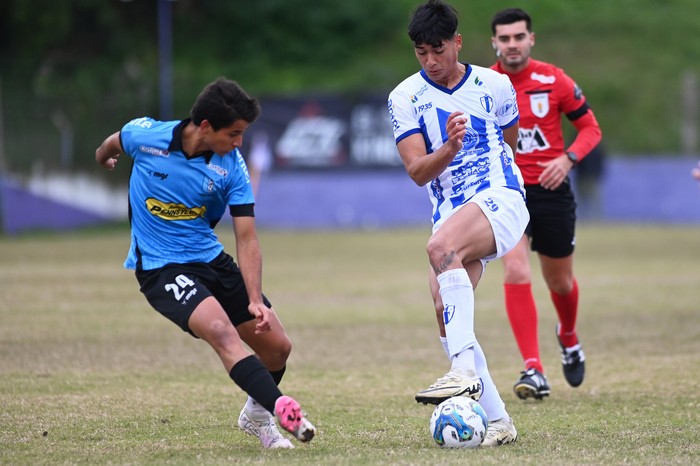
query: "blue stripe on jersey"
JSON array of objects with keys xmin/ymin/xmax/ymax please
[
  {"xmin": 396, "ymin": 127, "xmax": 422, "ymax": 144},
  {"xmin": 501, "ymin": 114, "xmax": 519, "ymax": 129},
  {"xmin": 431, "ymin": 178, "xmax": 445, "ymax": 225},
  {"xmin": 493, "ymin": 121, "xmax": 523, "ymax": 193},
  {"xmin": 437, "ymin": 107, "xmax": 451, "ymax": 144},
  {"xmin": 418, "ymin": 114, "xmax": 433, "ymax": 153},
  {"xmin": 470, "ymin": 116, "xmax": 490, "ymax": 155}
]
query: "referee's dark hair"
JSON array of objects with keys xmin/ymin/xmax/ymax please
[{"xmin": 491, "ymin": 8, "xmax": 532, "ymax": 35}]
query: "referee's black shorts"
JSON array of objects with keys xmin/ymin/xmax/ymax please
[
  {"xmin": 524, "ymin": 180, "xmax": 577, "ymax": 258},
  {"xmin": 135, "ymin": 252, "xmax": 270, "ymax": 336}
]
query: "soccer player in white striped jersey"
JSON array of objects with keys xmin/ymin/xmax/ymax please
[{"xmin": 388, "ymin": 0, "xmax": 529, "ymax": 446}]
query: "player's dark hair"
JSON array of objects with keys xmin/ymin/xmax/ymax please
[
  {"xmin": 190, "ymin": 78, "xmax": 261, "ymax": 130},
  {"xmin": 491, "ymin": 8, "xmax": 532, "ymax": 35},
  {"xmin": 408, "ymin": 0, "xmax": 459, "ymax": 48}
]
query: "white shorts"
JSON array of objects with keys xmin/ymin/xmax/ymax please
[{"xmin": 433, "ymin": 186, "xmax": 529, "ymax": 264}]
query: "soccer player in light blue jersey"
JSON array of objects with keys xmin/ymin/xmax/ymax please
[
  {"xmin": 388, "ymin": 0, "xmax": 529, "ymax": 447},
  {"xmin": 95, "ymin": 78, "xmax": 315, "ymax": 449}
]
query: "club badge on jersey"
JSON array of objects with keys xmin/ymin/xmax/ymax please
[{"xmin": 530, "ymin": 93, "xmax": 549, "ymax": 118}]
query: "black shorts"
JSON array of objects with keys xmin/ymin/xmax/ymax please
[
  {"xmin": 135, "ymin": 252, "xmax": 271, "ymax": 336},
  {"xmin": 524, "ymin": 180, "xmax": 577, "ymax": 258}
]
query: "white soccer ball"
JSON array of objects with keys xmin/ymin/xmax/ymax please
[{"xmin": 429, "ymin": 397, "xmax": 488, "ymax": 448}]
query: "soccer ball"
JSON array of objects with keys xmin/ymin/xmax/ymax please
[{"xmin": 429, "ymin": 397, "xmax": 488, "ymax": 448}]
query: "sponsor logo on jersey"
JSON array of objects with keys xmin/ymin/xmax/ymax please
[
  {"xmin": 128, "ymin": 117, "xmax": 153, "ymax": 129},
  {"xmin": 145, "ymin": 198, "xmax": 206, "ymax": 220},
  {"xmin": 388, "ymin": 99, "xmax": 400, "ymax": 131},
  {"xmin": 410, "ymin": 84, "xmax": 429, "ymax": 103},
  {"xmin": 531, "ymin": 72, "xmax": 556, "ymax": 84},
  {"xmin": 498, "ymin": 99, "xmax": 518, "ymax": 117},
  {"xmin": 236, "ymin": 153, "xmax": 251, "ymax": 183},
  {"xmin": 573, "ymin": 83, "xmax": 583, "ymax": 100},
  {"xmin": 147, "ymin": 169, "xmax": 168, "ymax": 180},
  {"xmin": 518, "ymin": 125, "xmax": 551, "ymax": 153},
  {"xmin": 207, "ymin": 163, "xmax": 228, "ymax": 177},
  {"xmin": 530, "ymin": 93, "xmax": 550, "ymax": 118},
  {"xmin": 140, "ymin": 145, "xmax": 169, "ymax": 157}
]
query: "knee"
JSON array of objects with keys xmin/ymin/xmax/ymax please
[
  {"xmin": 260, "ymin": 335, "xmax": 292, "ymax": 369},
  {"xmin": 503, "ymin": 261, "xmax": 531, "ymax": 283},
  {"xmin": 548, "ymin": 276, "xmax": 573, "ymax": 295},
  {"xmin": 426, "ymin": 236, "xmax": 454, "ymax": 271},
  {"xmin": 206, "ymin": 318, "xmax": 240, "ymax": 348},
  {"xmin": 502, "ymin": 252, "xmax": 532, "ymax": 283}
]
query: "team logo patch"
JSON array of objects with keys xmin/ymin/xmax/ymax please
[
  {"xmin": 145, "ymin": 198, "xmax": 206, "ymax": 220},
  {"xmin": 530, "ymin": 93, "xmax": 550, "ymax": 118},
  {"xmin": 480, "ymin": 95, "xmax": 494, "ymax": 113},
  {"xmin": 443, "ymin": 305, "xmax": 456, "ymax": 325}
]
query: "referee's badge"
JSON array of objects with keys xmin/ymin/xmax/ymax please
[{"xmin": 530, "ymin": 93, "xmax": 549, "ymax": 118}]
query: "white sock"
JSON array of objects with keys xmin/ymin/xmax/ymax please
[
  {"xmin": 451, "ymin": 348, "xmax": 476, "ymax": 376},
  {"xmin": 245, "ymin": 396, "xmax": 271, "ymax": 420},
  {"xmin": 437, "ymin": 269, "xmax": 476, "ymax": 371},
  {"xmin": 439, "ymin": 336, "xmax": 450, "ymax": 359},
  {"xmin": 472, "ymin": 340, "xmax": 508, "ymax": 421}
]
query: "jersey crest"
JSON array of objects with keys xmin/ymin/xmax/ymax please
[{"xmin": 530, "ymin": 93, "xmax": 549, "ymax": 118}]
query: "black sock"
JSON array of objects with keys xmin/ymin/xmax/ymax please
[
  {"xmin": 229, "ymin": 355, "xmax": 282, "ymax": 414},
  {"xmin": 270, "ymin": 366, "xmax": 286, "ymax": 385}
]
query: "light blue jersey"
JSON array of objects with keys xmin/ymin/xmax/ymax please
[
  {"xmin": 120, "ymin": 117, "xmax": 254, "ymax": 270},
  {"xmin": 388, "ymin": 64, "xmax": 525, "ymax": 229}
]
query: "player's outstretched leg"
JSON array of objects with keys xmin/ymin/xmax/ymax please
[
  {"xmin": 238, "ymin": 404, "xmax": 294, "ymax": 449},
  {"xmin": 513, "ymin": 368, "xmax": 551, "ymax": 400},
  {"xmin": 274, "ymin": 395, "xmax": 316, "ymax": 443},
  {"xmin": 556, "ymin": 324, "xmax": 585, "ymax": 387}
]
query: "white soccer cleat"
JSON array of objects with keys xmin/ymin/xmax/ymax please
[
  {"xmin": 415, "ymin": 369, "xmax": 483, "ymax": 405},
  {"xmin": 482, "ymin": 417, "xmax": 518, "ymax": 447},
  {"xmin": 238, "ymin": 407, "xmax": 295, "ymax": 449}
]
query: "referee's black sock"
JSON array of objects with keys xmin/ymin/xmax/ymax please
[{"xmin": 229, "ymin": 355, "xmax": 282, "ymax": 414}]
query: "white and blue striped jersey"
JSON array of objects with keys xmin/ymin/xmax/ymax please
[
  {"xmin": 388, "ymin": 63, "xmax": 525, "ymax": 229},
  {"xmin": 119, "ymin": 117, "xmax": 254, "ymax": 270}
]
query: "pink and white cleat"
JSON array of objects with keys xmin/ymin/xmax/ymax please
[{"xmin": 274, "ymin": 395, "xmax": 316, "ymax": 443}]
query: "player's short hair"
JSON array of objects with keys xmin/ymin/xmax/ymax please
[
  {"xmin": 491, "ymin": 8, "xmax": 532, "ymax": 35},
  {"xmin": 190, "ymin": 78, "xmax": 261, "ymax": 130},
  {"xmin": 408, "ymin": 0, "xmax": 459, "ymax": 48}
]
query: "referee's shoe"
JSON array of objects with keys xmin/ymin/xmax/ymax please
[
  {"xmin": 513, "ymin": 368, "xmax": 550, "ymax": 400},
  {"xmin": 557, "ymin": 324, "xmax": 586, "ymax": 387}
]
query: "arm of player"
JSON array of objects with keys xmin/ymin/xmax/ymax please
[
  {"xmin": 396, "ymin": 111, "xmax": 467, "ymax": 186},
  {"xmin": 566, "ymin": 110, "xmax": 602, "ymax": 163},
  {"xmin": 502, "ymin": 124, "xmax": 519, "ymax": 155},
  {"xmin": 232, "ymin": 215, "xmax": 271, "ymax": 334},
  {"xmin": 537, "ymin": 110, "xmax": 602, "ymax": 190},
  {"xmin": 95, "ymin": 131, "xmax": 123, "ymax": 170}
]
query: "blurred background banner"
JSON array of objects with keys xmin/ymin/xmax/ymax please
[{"xmin": 246, "ymin": 94, "xmax": 401, "ymax": 170}]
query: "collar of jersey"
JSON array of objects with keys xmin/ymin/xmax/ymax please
[{"xmin": 168, "ymin": 118, "xmax": 215, "ymax": 163}]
